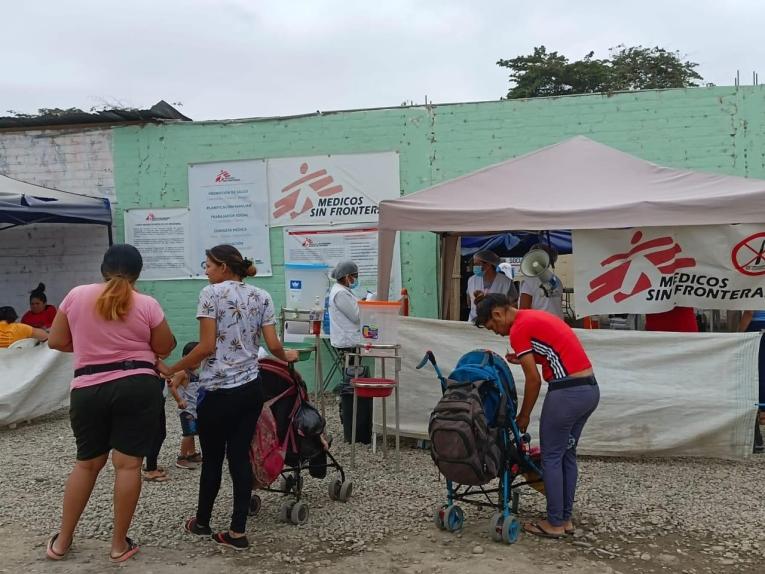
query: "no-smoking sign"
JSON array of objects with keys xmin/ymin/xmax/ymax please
[{"xmin": 731, "ymin": 232, "xmax": 765, "ymax": 276}]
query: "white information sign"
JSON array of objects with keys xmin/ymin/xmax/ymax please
[
  {"xmin": 283, "ymin": 225, "xmax": 402, "ymax": 297},
  {"xmin": 573, "ymin": 224, "xmax": 765, "ymax": 316},
  {"xmin": 124, "ymin": 208, "xmax": 194, "ymax": 280},
  {"xmin": 188, "ymin": 160, "xmax": 272, "ymax": 276},
  {"xmin": 268, "ymin": 152, "xmax": 399, "ymax": 227}
]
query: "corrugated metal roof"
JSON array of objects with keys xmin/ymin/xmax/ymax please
[{"xmin": 0, "ymin": 100, "xmax": 191, "ymax": 129}]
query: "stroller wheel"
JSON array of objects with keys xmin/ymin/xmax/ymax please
[
  {"xmin": 328, "ymin": 478, "xmax": 342, "ymax": 501},
  {"xmin": 434, "ymin": 506, "xmax": 447, "ymax": 530},
  {"xmin": 278, "ymin": 501, "xmax": 294, "ymax": 523},
  {"xmin": 488, "ymin": 512, "xmax": 503, "ymax": 542},
  {"xmin": 290, "ymin": 501, "xmax": 310, "ymax": 525},
  {"xmin": 337, "ymin": 480, "xmax": 353, "ymax": 502},
  {"xmin": 502, "ymin": 514, "xmax": 521, "ymax": 544},
  {"xmin": 248, "ymin": 494, "xmax": 262, "ymax": 517},
  {"xmin": 443, "ymin": 505, "xmax": 464, "ymax": 532}
]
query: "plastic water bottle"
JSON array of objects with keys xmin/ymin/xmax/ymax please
[
  {"xmin": 322, "ymin": 291, "xmax": 331, "ymax": 335},
  {"xmin": 309, "ymin": 295, "xmax": 322, "ymax": 335}
]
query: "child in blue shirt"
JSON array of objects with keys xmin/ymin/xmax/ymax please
[{"xmin": 169, "ymin": 342, "xmax": 203, "ymax": 469}]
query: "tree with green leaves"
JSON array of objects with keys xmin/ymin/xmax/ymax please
[{"xmin": 497, "ymin": 45, "xmax": 704, "ymax": 99}]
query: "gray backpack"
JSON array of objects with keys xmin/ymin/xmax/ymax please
[{"xmin": 428, "ymin": 380, "xmax": 502, "ymax": 486}]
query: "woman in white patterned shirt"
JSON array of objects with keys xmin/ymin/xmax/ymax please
[{"xmin": 161, "ymin": 244, "xmax": 297, "ymax": 550}]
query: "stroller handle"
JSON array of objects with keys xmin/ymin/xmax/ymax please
[{"xmin": 415, "ymin": 350, "xmax": 436, "ymax": 370}]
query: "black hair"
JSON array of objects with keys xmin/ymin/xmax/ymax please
[
  {"xmin": 206, "ymin": 244, "xmax": 256, "ymax": 278},
  {"xmin": 474, "ymin": 293, "xmax": 512, "ymax": 328},
  {"xmin": 96, "ymin": 244, "xmax": 143, "ymax": 321},
  {"xmin": 182, "ymin": 341, "xmax": 199, "ymax": 356},
  {"xmin": 0, "ymin": 306, "xmax": 19, "ymax": 323},
  {"xmin": 30, "ymin": 282, "xmax": 47, "ymax": 304},
  {"xmin": 101, "ymin": 244, "xmax": 143, "ymax": 281}
]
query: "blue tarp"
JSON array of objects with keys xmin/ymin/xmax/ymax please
[
  {"xmin": 460, "ymin": 231, "xmax": 572, "ymax": 258},
  {"xmin": 0, "ymin": 174, "xmax": 111, "ymax": 227}
]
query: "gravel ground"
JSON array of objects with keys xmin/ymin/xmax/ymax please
[{"xmin": 0, "ymin": 401, "xmax": 763, "ymax": 573}]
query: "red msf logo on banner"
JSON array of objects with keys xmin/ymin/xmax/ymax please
[
  {"xmin": 215, "ymin": 169, "xmax": 239, "ymax": 183},
  {"xmin": 272, "ymin": 162, "xmax": 344, "ymax": 220},
  {"xmin": 587, "ymin": 231, "xmax": 697, "ymax": 303}
]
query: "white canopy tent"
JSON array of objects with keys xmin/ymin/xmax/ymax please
[{"xmin": 376, "ymin": 136, "xmax": 765, "ymax": 311}]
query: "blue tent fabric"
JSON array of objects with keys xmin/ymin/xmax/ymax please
[
  {"xmin": 460, "ymin": 231, "xmax": 571, "ymax": 257},
  {"xmin": 0, "ymin": 174, "xmax": 111, "ymax": 227}
]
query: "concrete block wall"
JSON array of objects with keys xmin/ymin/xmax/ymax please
[
  {"xmin": 112, "ymin": 86, "xmax": 765, "ymax": 350},
  {"xmin": 0, "ymin": 127, "xmax": 115, "ymax": 312}
]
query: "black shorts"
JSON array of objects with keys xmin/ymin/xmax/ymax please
[
  {"xmin": 69, "ymin": 374, "xmax": 164, "ymax": 460},
  {"xmin": 180, "ymin": 411, "xmax": 198, "ymax": 437}
]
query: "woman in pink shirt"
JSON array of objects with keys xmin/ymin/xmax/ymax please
[{"xmin": 46, "ymin": 244, "xmax": 176, "ymax": 563}]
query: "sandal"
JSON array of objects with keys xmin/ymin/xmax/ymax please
[
  {"xmin": 46, "ymin": 533, "xmax": 70, "ymax": 560},
  {"xmin": 523, "ymin": 521, "xmax": 563, "ymax": 539},
  {"xmin": 110, "ymin": 537, "xmax": 139, "ymax": 563},
  {"xmin": 142, "ymin": 469, "xmax": 170, "ymax": 482}
]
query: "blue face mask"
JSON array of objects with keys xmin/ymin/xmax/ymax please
[
  {"xmin": 349, "ymin": 279, "xmax": 359, "ymax": 289},
  {"xmin": 472, "ymin": 265, "xmax": 484, "ymax": 278}
]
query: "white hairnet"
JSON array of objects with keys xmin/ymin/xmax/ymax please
[{"xmin": 332, "ymin": 260, "xmax": 359, "ymax": 280}]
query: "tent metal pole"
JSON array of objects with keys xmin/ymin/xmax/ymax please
[{"xmin": 107, "ymin": 224, "xmax": 113, "ymax": 246}]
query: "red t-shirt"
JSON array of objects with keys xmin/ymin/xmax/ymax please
[
  {"xmin": 645, "ymin": 307, "xmax": 698, "ymax": 332},
  {"xmin": 21, "ymin": 305, "xmax": 57, "ymax": 329},
  {"xmin": 509, "ymin": 309, "xmax": 592, "ymax": 382}
]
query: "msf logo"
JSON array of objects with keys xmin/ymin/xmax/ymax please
[
  {"xmin": 145, "ymin": 213, "xmax": 155, "ymax": 222},
  {"xmin": 587, "ymin": 231, "xmax": 697, "ymax": 303},
  {"xmin": 273, "ymin": 162, "xmax": 343, "ymax": 220},
  {"xmin": 215, "ymin": 169, "xmax": 239, "ymax": 183}
]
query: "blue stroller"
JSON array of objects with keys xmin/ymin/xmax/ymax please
[{"xmin": 417, "ymin": 349, "xmax": 544, "ymax": 544}]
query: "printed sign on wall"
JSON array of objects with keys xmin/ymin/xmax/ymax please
[
  {"xmin": 188, "ymin": 160, "xmax": 272, "ymax": 277},
  {"xmin": 124, "ymin": 208, "xmax": 194, "ymax": 280},
  {"xmin": 573, "ymin": 224, "xmax": 765, "ymax": 316},
  {"xmin": 268, "ymin": 152, "xmax": 399, "ymax": 227},
  {"xmin": 283, "ymin": 225, "xmax": 402, "ymax": 297}
]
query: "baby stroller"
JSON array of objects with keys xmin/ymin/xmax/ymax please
[
  {"xmin": 249, "ymin": 358, "xmax": 352, "ymax": 525},
  {"xmin": 417, "ymin": 349, "xmax": 543, "ymax": 544}
]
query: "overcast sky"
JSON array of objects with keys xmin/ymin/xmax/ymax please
[{"xmin": 2, "ymin": 0, "xmax": 763, "ymax": 121}]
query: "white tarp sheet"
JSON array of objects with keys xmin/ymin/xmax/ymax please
[
  {"xmin": 0, "ymin": 344, "xmax": 72, "ymax": 426},
  {"xmin": 375, "ymin": 317, "xmax": 759, "ymax": 459}
]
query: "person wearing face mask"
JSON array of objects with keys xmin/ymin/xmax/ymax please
[
  {"xmin": 328, "ymin": 260, "xmax": 373, "ymax": 444},
  {"xmin": 466, "ymin": 250, "xmax": 518, "ymax": 323},
  {"xmin": 328, "ymin": 260, "xmax": 361, "ymax": 349}
]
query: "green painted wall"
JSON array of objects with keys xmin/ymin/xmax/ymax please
[{"xmin": 112, "ymin": 86, "xmax": 765, "ymax": 364}]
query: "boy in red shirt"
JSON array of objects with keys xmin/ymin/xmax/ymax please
[{"xmin": 475, "ymin": 293, "xmax": 600, "ymax": 539}]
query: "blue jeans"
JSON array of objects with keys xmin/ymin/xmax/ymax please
[{"xmin": 539, "ymin": 382, "xmax": 600, "ymax": 526}]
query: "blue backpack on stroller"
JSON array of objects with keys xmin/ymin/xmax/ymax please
[{"xmin": 448, "ymin": 349, "xmax": 517, "ymax": 426}]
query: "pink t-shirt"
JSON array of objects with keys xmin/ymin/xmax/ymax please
[{"xmin": 59, "ymin": 283, "xmax": 165, "ymax": 389}]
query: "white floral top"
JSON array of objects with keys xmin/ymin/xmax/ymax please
[{"xmin": 196, "ymin": 280, "xmax": 276, "ymax": 391}]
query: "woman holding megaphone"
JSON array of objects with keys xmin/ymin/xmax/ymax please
[{"xmin": 519, "ymin": 243, "xmax": 564, "ymax": 319}]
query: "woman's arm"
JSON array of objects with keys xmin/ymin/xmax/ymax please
[
  {"xmin": 262, "ymin": 324, "xmax": 298, "ymax": 362},
  {"xmin": 30, "ymin": 327, "xmax": 49, "ymax": 342},
  {"xmin": 334, "ymin": 290, "xmax": 360, "ymax": 323},
  {"xmin": 738, "ymin": 310, "xmax": 753, "ymax": 332},
  {"xmin": 160, "ymin": 318, "xmax": 216, "ymax": 375},
  {"xmin": 47, "ymin": 310, "xmax": 73, "ymax": 352},
  {"xmin": 518, "ymin": 293, "xmax": 533, "ymax": 310},
  {"xmin": 515, "ymin": 353, "xmax": 542, "ymax": 432},
  {"xmin": 150, "ymin": 318, "xmax": 176, "ymax": 359}
]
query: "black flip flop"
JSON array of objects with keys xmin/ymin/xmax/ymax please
[{"xmin": 524, "ymin": 521, "xmax": 563, "ymax": 539}]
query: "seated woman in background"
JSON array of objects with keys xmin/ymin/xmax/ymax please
[
  {"xmin": 21, "ymin": 283, "xmax": 57, "ymax": 329},
  {"xmin": 0, "ymin": 306, "xmax": 49, "ymax": 348}
]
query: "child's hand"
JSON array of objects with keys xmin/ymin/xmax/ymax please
[
  {"xmin": 177, "ymin": 399, "xmax": 187, "ymax": 410},
  {"xmin": 169, "ymin": 371, "xmax": 188, "ymax": 390}
]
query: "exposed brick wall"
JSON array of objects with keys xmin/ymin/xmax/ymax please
[{"xmin": 0, "ymin": 127, "xmax": 115, "ymax": 313}]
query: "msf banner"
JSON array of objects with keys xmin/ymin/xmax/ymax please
[{"xmin": 573, "ymin": 224, "xmax": 765, "ymax": 316}]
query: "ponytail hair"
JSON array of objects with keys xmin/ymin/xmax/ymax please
[
  {"xmin": 95, "ymin": 244, "xmax": 143, "ymax": 321},
  {"xmin": 95, "ymin": 276, "xmax": 134, "ymax": 321},
  {"xmin": 206, "ymin": 244, "xmax": 257, "ymax": 279}
]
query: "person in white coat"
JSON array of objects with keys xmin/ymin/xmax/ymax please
[
  {"xmin": 467, "ymin": 250, "xmax": 518, "ymax": 323},
  {"xmin": 328, "ymin": 260, "xmax": 361, "ymax": 350},
  {"xmin": 519, "ymin": 243, "xmax": 564, "ymax": 319}
]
